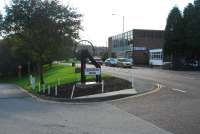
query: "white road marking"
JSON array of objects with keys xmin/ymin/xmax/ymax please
[
  {"xmin": 183, "ymin": 76, "xmax": 195, "ymax": 80},
  {"xmin": 171, "ymin": 88, "xmax": 186, "ymax": 93},
  {"xmin": 159, "ymin": 84, "xmax": 166, "ymax": 88}
]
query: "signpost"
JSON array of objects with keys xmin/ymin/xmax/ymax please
[
  {"xmin": 70, "ymin": 40, "xmax": 103, "ymax": 99},
  {"xmin": 75, "ymin": 40, "xmax": 102, "ymax": 84}
]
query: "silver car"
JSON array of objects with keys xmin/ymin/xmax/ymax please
[{"xmin": 117, "ymin": 58, "xmax": 133, "ymax": 68}]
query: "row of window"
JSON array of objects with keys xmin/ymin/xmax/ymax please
[
  {"xmin": 150, "ymin": 52, "xmax": 163, "ymax": 60},
  {"xmin": 112, "ymin": 39, "xmax": 129, "ymax": 48},
  {"xmin": 135, "ymin": 31, "xmax": 163, "ymax": 39},
  {"xmin": 112, "ymin": 30, "xmax": 133, "ymax": 41}
]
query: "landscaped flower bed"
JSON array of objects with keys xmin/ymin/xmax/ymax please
[{"xmin": 44, "ymin": 76, "xmax": 132, "ymax": 98}]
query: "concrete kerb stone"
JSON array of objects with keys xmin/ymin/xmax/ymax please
[
  {"xmin": 16, "ymin": 83, "xmax": 161, "ymax": 104},
  {"xmin": 107, "ymin": 83, "xmax": 161, "ymax": 103}
]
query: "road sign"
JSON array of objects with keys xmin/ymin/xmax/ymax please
[{"xmin": 85, "ymin": 68, "xmax": 101, "ymax": 76}]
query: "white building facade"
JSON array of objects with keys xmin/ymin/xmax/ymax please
[{"xmin": 149, "ymin": 49, "xmax": 163, "ymax": 65}]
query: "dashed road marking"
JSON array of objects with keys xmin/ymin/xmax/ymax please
[
  {"xmin": 183, "ymin": 76, "xmax": 195, "ymax": 80},
  {"xmin": 171, "ymin": 88, "xmax": 186, "ymax": 93}
]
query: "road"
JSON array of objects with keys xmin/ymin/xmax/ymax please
[
  {"xmin": 0, "ymin": 84, "xmax": 172, "ymax": 134},
  {"xmin": 101, "ymin": 66, "xmax": 200, "ymax": 134},
  {"xmin": 1, "ymin": 66, "xmax": 200, "ymax": 134}
]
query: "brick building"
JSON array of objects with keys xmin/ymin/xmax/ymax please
[{"xmin": 108, "ymin": 29, "xmax": 164, "ymax": 65}]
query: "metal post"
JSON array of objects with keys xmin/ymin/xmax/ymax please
[
  {"xmin": 81, "ymin": 50, "xmax": 86, "ymax": 84},
  {"xmin": 123, "ymin": 16, "xmax": 124, "ymax": 32}
]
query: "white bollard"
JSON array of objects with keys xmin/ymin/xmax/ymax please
[
  {"xmin": 38, "ymin": 83, "xmax": 41, "ymax": 92},
  {"xmin": 48, "ymin": 85, "xmax": 50, "ymax": 95},
  {"xmin": 58, "ymin": 79, "xmax": 61, "ymax": 85},
  {"xmin": 42, "ymin": 84, "xmax": 45, "ymax": 93},
  {"xmin": 55, "ymin": 85, "xmax": 58, "ymax": 96},
  {"xmin": 131, "ymin": 70, "xmax": 134, "ymax": 88},
  {"xmin": 102, "ymin": 80, "xmax": 104, "ymax": 93},
  {"xmin": 70, "ymin": 85, "xmax": 75, "ymax": 99}
]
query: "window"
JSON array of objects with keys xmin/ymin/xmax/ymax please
[{"xmin": 150, "ymin": 52, "xmax": 163, "ymax": 60}]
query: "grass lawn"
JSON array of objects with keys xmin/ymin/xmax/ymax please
[{"xmin": 2, "ymin": 64, "xmax": 109, "ymax": 93}]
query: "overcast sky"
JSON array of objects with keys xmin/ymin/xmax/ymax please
[{"xmin": 1, "ymin": 0, "xmax": 194, "ymax": 46}]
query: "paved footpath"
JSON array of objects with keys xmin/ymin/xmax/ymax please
[{"xmin": 0, "ymin": 84, "xmax": 172, "ymax": 134}]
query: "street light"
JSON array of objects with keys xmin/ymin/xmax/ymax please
[{"xmin": 112, "ymin": 14, "xmax": 125, "ymax": 33}]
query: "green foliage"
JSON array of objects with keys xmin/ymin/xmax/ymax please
[
  {"xmin": 0, "ymin": 0, "xmax": 82, "ymax": 82},
  {"xmin": 164, "ymin": 7, "xmax": 184, "ymax": 56},
  {"xmin": 164, "ymin": 2, "xmax": 200, "ymax": 69},
  {"xmin": 6, "ymin": 64, "xmax": 109, "ymax": 92},
  {"xmin": 101, "ymin": 51, "xmax": 109, "ymax": 61},
  {"xmin": 0, "ymin": 13, "xmax": 3, "ymax": 35}
]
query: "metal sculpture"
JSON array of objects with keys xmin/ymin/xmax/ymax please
[{"xmin": 74, "ymin": 40, "xmax": 101, "ymax": 84}]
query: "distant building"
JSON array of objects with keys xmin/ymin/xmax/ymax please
[
  {"xmin": 94, "ymin": 46, "xmax": 107, "ymax": 57},
  {"xmin": 108, "ymin": 29, "xmax": 164, "ymax": 65}
]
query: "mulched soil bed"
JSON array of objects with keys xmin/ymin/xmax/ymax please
[{"xmin": 44, "ymin": 77, "xmax": 132, "ymax": 99}]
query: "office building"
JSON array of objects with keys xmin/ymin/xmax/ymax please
[{"xmin": 108, "ymin": 29, "xmax": 164, "ymax": 65}]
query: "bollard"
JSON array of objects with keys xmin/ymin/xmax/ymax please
[
  {"xmin": 131, "ymin": 70, "xmax": 134, "ymax": 88},
  {"xmin": 42, "ymin": 84, "xmax": 45, "ymax": 93},
  {"xmin": 55, "ymin": 85, "xmax": 58, "ymax": 96},
  {"xmin": 70, "ymin": 85, "xmax": 75, "ymax": 99},
  {"xmin": 48, "ymin": 85, "xmax": 50, "ymax": 95},
  {"xmin": 58, "ymin": 79, "xmax": 61, "ymax": 85},
  {"xmin": 102, "ymin": 80, "xmax": 104, "ymax": 93},
  {"xmin": 38, "ymin": 83, "xmax": 41, "ymax": 93}
]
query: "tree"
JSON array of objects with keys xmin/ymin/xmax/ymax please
[
  {"xmin": 2, "ymin": 0, "xmax": 82, "ymax": 84},
  {"xmin": 0, "ymin": 13, "xmax": 2, "ymax": 34},
  {"xmin": 164, "ymin": 7, "xmax": 184, "ymax": 69},
  {"xmin": 101, "ymin": 51, "xmax": 109, "ymax": 61},
  {"xmin": 192, "ymin": 0, "xmax": 200, "ymax": 63},
  {"xmin": 183, "ymin": 3, "xmax": 196, "ymax": 60},
  {"xmin": 183, "ymin": 1, "xmax": 200, "ymax": 67}
]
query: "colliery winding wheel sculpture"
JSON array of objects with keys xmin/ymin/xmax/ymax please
[{"xmin": 74, "ymin": 40, "xmax": 101, "ymax": 84}]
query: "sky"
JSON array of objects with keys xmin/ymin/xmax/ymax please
[{"xmin": 0, "ymin": 0, "xmax": 194, "ymax": 46}]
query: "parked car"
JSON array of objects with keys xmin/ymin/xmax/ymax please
[
  {"xmin": 117, "ymin": 58, "xmax": 133, "ymax": 68},
  {"xmin": 88, "ymin": 57, "xmax": 103, "ymax": 65},
  {"xmin": 104, "ymin": 58, "xmax": 118, "ymax": 66}
]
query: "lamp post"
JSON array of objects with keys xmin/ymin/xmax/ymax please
[{"xmin": 112, "ymin": 14, "xmax": 125, "ymax": 33}]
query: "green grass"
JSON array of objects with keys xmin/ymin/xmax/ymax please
[{"xmin": 2, "ymin": 64, "xmax": 109, "ymax": 93}]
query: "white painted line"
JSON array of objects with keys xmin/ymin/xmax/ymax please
[
  {"xmin": 171, "ymin": 88, "xmax": 186, "ymax": 93},
  {"xmin": 183, "ymin": 76, "xmax": 195, "ymax": 80},
  {"xmin": 160, "ymin": 84, "xmax": 166, "ymax": 88}
]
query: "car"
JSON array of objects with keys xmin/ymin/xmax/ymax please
[
  {"xmin": 117, "ymin": 58, "xmax": 133, "ymax": 68},
  {"xmin": 104, "ymin": 58, "xmax": 118, "ymax": 66}
]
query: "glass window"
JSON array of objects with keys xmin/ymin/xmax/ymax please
[{"xmin": 151, "ymin": 51, "xmax": 162, "ymax": 60}]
